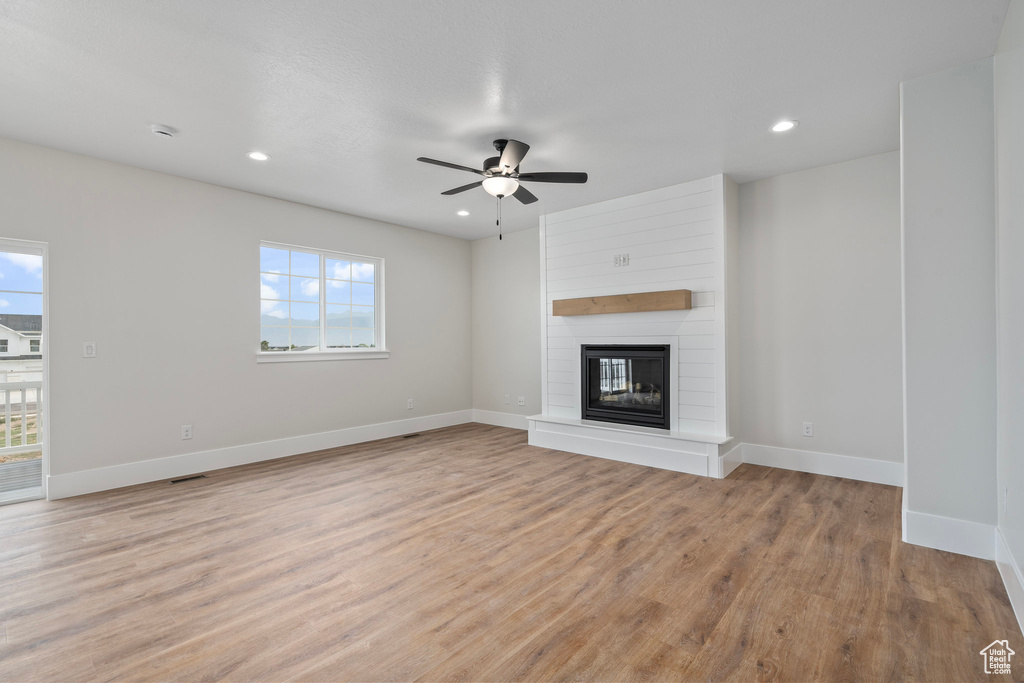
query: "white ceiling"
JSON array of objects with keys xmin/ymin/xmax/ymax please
[{"xmin": 0, "ymin": 0, "xmax": 1010, "ymax": 240}]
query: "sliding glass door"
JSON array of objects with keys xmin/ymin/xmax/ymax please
[{"xmin": 0, "ymin": 240, "xmax": 45, "ymax": 504}]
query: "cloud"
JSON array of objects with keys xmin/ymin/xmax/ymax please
[
  {"xmin": 0, "ymin": 253, "xmax": 43, "ymax": 276},
  {"xmin": 351, "ymin": 263, "xmax": 374, "ymax": 281},
  {"xmin": 301, "ymin": 279, "xmax": 319, "ymax": 297},
  {"xmin": 260, "ymin": 284, "xmax": 280, "ymax": 300},
  {"xmin": 261, "ymin": 300, "xmax": 286, "ymax": 318},
  {"xmin": 330, "ymin": 261, "xmax": 350, "ymax": 279},
  {"xmin": 0, "ymin": 299, "xmax": 8, "ymax": 308},
  {"xmin": 261, "ymin": 271, "xmax": 281, "ymax": 283}
]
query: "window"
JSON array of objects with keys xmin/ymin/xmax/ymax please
[
  {"xmin": 259, "ymin": 242, "xmax": 385, "ymax": 362},
  {"xmin": 30, "ymin": 340, "xmax": 39, "ymax": 353},
  {"xmin": 0, "ymin": 340, "xmax": 7, "ymax": 353}
]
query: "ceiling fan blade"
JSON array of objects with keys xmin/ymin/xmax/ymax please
[
  {"xmin": 417, "ymin": 157, "xmax": 484, "ymax": 175},
  {"xmin": 513, "ymin": 184, "xmax": 539, "ymax": 204},
  {"xmin": 441, "ymin": 181, "xmax": 483, "ymax": 195},
  {"xmin": 498, "ymin": 140, "xmax": 530, "ymax": 173},
  {"xmin": 517, "ymin": 172, "xmax": 588, "ymax": 184}
]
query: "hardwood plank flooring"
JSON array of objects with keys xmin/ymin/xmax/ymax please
[{"xmin": 0, "ymin": 424, "xmax": 1019, "ymax": 681}]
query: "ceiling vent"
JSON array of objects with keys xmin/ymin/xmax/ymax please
[{"xmin": 150, "ymin": 124, "xmax": 178, "ymax": 138}]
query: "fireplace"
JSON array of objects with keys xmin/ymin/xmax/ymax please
[{"xmin": 581, "ymin": 345, "xmax": 671, "ymax": 429}]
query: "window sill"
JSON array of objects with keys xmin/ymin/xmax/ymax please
[{"xmin": 256, "ymin": 349, "xmax": 390, "ymax": 363}]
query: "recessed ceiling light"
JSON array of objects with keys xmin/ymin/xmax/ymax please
[
  {"xmin": 247, "ymin": 151, "xmax": 270, "ymax": 161},
  {"xmin": 457, "ymin": 210, "xmax": 470, "ymax": 216},
  {"xmin": 772, "ymin": 120, "xmax": 797, "ymax": 133}
]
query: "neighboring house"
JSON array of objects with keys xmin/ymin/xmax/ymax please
[{"xmin": 0, "ymin": 315, "xmax": 43, "ymax": 375}]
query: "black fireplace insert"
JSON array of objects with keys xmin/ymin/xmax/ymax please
[{"xmin": 581, "ymin": 345, "xmax": 670, "ymax": 429}]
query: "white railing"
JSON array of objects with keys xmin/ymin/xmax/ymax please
[{"xmin": 0, "ymin": 381, "xmax": 43, "ymax": 454}]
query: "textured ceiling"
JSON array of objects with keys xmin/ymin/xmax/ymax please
[{"xmin": 0, "ymin": 0, "xmax": 1010, "ymax": 239}]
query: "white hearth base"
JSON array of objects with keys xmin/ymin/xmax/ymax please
[{"xmin": 528, "ymin": 415, "xmax": 737, "ymax": 479}]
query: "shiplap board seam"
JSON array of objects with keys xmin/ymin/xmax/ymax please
[
  {"xmin": 546, "ymin": 241, "xmax": 717, "ymax": 269},
  {"xmin": 545, "ymin": 214, "xmax": 715, "ymax": 249},
  {"xmin": 546, "ymin": 230, "xmax": 717, "ymax": 261},
  {"xmin": 546, "ymin": 252, "xmax": 716, "ymax": 280},
  {"xmin": 548, "ymin": 262, "xmax": 717, "ymax": 284},
  {"xmin": 545, "ymin": 188, "xmax": 713, "ymax": 227},
  {"xmin": 546, "ymin": 279, "xmax": 715, "ymax": 298},
  {"xmin": 543, "ymin": 181, "xmax": 714, "ymax": 226}
]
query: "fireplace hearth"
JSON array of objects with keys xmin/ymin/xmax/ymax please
[{"xmin": 581, "ymin": 345, "xmax": 670, "ymax": 429}]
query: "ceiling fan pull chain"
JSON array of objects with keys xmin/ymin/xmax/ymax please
[{"xmin": 497, "ymin": 195, "xmax": 503, "ymax": 240}]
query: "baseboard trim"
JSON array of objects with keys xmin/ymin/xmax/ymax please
[
  {"xmin": 996, "ymin": 527, "xmax": 1024, "ymax": 635},
  {"xmin": 741, "ymin": 443, "xmax": 903, "ymax": 486},
  {"xmin": 902, "ymin": 507, "xmax": 995, "ymax": 560},
  {"xmin": 46, "ymin": 410, "xmax": 474, "ymax": 500},
  {"xmin": 471, "ymin": 409, "xmax": 529, "ymax": 430}
]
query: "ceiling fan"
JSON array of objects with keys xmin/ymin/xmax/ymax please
[{"xmin": 417, "ymin": 139, "xmax": 588, "ymax": 205}]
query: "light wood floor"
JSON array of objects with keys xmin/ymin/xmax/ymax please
[{"xmin": 0, "ymin": 424, "xmax": 1020, "ymax": 681}]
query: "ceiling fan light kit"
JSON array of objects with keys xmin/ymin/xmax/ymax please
[{"xmin": 482, "ymin": 176, "xmax": 519, "ymax": 197}]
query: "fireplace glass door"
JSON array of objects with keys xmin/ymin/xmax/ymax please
[{"xmin": 581, "ymin": 345, "xmax": 670, "ymax": 429}]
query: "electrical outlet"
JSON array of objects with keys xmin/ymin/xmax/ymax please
[
  {"xmin": 407, "ymin": 398, "xmax": 414, "ymax": 410},
  {"xmin": 517, "ymin": 396, "xmax": 525, "ymax": 407},
  {"xmin": 181, "ymin": 425, "xmax": 192, "ymax": 440},
  {"xmin": 613, "ymin": 253, "xmax": 630, "ymax": 267},
  {"xmin": 802, "ymin": 422, "xmax": 813, "ymax": 437},
  {"xmin": 83, "ymin": 342, "xmax": 97, "ymax": 358},
  {"xmin": 504, "ymin": 394, "xmax": 510, "ymax": 405}
]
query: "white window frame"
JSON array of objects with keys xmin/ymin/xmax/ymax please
[
  {"xmin": 257, "ymin": 241, "xmax": 387, "ymax": 363},
  {"xmin": 30, "ymin": 339, "xmax": 40, "ymax": 353}
]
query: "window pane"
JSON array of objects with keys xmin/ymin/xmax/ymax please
[
  {"xmin": 352, "ymin": 329, "xmax": 375, "ymax": 348},
  {"xmin": 326, "ymin": 280, "xmax": 350, "ymax": 304},
  {"xmin": 0, "ymin": 252, "xmax": 43, "ymax": 293},
  {"xmin": 290, "ymin": 276, "xmax": 320, "ymax": 302},
  {"xmin": 260, "ymin": 326, "xmax": 289, "ymax": 351},
  {"xmin": 260, "ymin": 273, "xmax": 285, "ymax": 300},
  {"xmin": 326, "ymin": 304, "xmax": 350, "ymax": 327},
  {"xmin": 351, "ymin": 262, "xmax": 374, "ymax": 283},
  {"xmin": 326, "ymin": 328, "xmax": 351, "ymax": 349},
  {"xmin": 290, "ymin": 302, "xmax": 319, "ymax": 326},
  {"xmin": 290, "ymin": 251, "xmax": 319, "ymax": 278},
  {"xmin": 290, "ymin": 327, "xmax": 319, "ymax": 351},
  {"xmin": 352, "ymin": 283, "xmax": 374, "ymax": 306},
  {"xmin": 260, "ymin": 246, "xmax": 289, "ymax": 274},
  {"xmin": 351, "ymin": 305, "xmax": 374, "ymax": 328},
  {"xmin": 261, "ymin": 300, "xmax": 288, "ymax": 324},
  {"xmin": 0, "ymin": 292, "xmax": 42, "ymax": 315},
  {"xmin": 327, "ymin": 259, "xmax": 350, "ymax": 281}
]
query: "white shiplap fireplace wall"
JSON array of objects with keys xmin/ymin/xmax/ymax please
[{"xmin": 528, "ymin": 175, "xmax": 741, "ymax": 478}]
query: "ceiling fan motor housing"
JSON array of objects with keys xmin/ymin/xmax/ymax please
[{"xmin": 483, "ymin": 156, "xmax": 502, "ymax": 174}]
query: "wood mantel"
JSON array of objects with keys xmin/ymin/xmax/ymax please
[{"xmin": 552, "ymin": 289, "xmax": 692, "ymax": 316}]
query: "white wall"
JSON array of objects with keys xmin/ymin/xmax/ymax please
[
  {"xmin": 900, "ymin": 60, "xmax": 997, "ymax": 531},
  {"xmin": 996, "ymin": 0, "xmax": 1024, "ymax": 590},
  {"xmin": 737, "ymin": 152, "xmax": 903, "ymax": 462},
  {"xmin": 471, "ymin": 228, "xmax": 541, "ymax": 422},
  {"xmin": 0, "ymin": 136, "xmax": 472, "ymax": 480}
]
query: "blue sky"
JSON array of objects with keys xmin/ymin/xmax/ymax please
[{"xmin": 0, "ymin": 252, "xmax": 43, "ymax": 315}]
